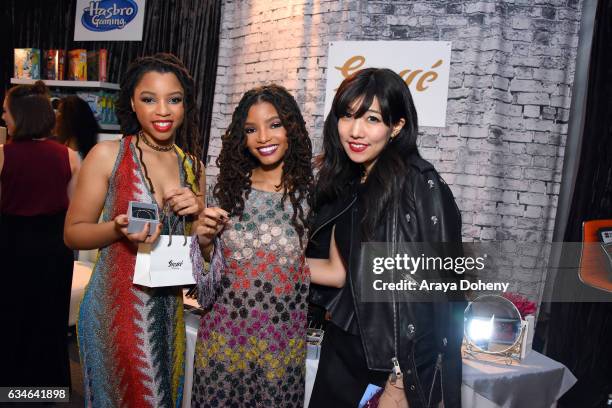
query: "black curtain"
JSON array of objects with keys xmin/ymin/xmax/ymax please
[
  {"xmin": 0, "ymin": 0, "xmax": 221, "ymax": 156},
  {"xmin": 545, "ymin": 0, "xmax": 612, "ymax": 407}
]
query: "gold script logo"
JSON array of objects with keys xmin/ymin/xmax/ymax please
[{"xmin": 334, "ymin": 56, "xmax": 443, "ymax": 92}]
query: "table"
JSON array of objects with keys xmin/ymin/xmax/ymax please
[
  {"xmin": 183, "ymin": 313, "xmax": 576, "ymax": 408},
  {"xmin": 461, "ymin": 351, "xmax": 577, "ymax": 408}
]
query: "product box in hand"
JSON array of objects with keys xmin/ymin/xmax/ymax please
[
  {"xmin": 44, "ymin": 50, "xmax": 66, "ymax": 80},
  {"xmin": 14, "ymin": 48, "xmax": 41, "ymax": 79},
  {"xmin": 86, "ymin": 49, "xmax": 108, "ymax": 82},
  {"xmin": 68, "ymin": 49, "xmax": 87, "ymax": 81}
]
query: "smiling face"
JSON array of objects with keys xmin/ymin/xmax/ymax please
[
  {"xmin": 131, "ymin": 71, "xmax": 185, "ymax": 144},
  {"xmin": 2, "ymin": 97, "xmax": 16, "ymax": 136},
  {"xmin": 338, "ymin": 96, "xmax": 404, "ymax": 173},
  {"xmin": 244, "ymin": 101, "xmax": 289, "ymax": 169}
]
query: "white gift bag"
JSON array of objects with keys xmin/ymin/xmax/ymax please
[{"xmin": 133, "ymin": 234, "xmax": 195, "ymax": 287}]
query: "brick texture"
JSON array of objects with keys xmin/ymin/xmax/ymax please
[{"xmin": 207, "ymin": 0, "xmax": 583, "ymax": 303}]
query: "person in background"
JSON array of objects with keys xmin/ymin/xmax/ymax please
[
  {"xmin": 64, "ymin": 53, "xmax": 205, "ymax": 408},
  {"xmin": 54, "ymin": 95, "xmax": 100, "ymax": 159},
  {"xmin": 306, "ymin": 68, "xmax": 465, "ymax": 408},
  {"xmin": 0, "ymin": 80, "xmax": 80, "ymax": 388}
]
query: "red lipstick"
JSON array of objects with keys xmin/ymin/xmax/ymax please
[
  {"xmin": 348, "ymin": 142, "xmax": 368, "ymax": 153},
  {"xmin": 152, "ymin": 121, "xmax": 173, "ymax": 133}
]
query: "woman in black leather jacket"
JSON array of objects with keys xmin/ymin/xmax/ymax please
[{"xmin": 306, "ymin": 68, "xmax": 465, "ymax": 408}]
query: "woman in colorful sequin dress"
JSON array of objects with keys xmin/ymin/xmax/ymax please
[
  {"xmin": 191, "ymin": 85, "xmax": 314, "ymax": 407},
  {"xmin": 64, "ymin": 54, "xmax": 205, "ymax": 407}
]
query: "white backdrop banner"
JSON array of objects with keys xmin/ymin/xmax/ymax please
[
  {"xmin": 325, "ymin": 41, "xmax": 452, "ymax": 128},
  {"xmin": 74, "ymin": 0, "xmax": 146, "ymax": 41}
]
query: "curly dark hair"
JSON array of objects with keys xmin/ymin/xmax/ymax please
[
  {"xmin": 214, "ymin": 84, "xmax": 313, "ymax": 247},
  {"xmin": 55, "ymin": 95, "xmax": 100, "ymax": 158},
  {"xmin": 115, "ymin": 53, "xmax": 202, "ymax": 193}
]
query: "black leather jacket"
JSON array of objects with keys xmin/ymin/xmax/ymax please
[{"xmin": 307, "ymin": 153, "xmax": 465, "ymax": 408}]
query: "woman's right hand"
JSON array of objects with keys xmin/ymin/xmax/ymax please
[
  {"xmin": 306, "ymin": 225, "xmax": 347, "ymax": 288},
  {"xmin": 113, "ymin": 214, "xmax": 163, "ymax": 244},
  {"xmin": 194, "ymin": 207, "xmax": 229, "ymax": 248}
]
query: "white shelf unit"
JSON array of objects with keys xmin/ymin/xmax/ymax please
[
  {"xmin": 10, "ymin": 78, "xmax": 120, "ymax": 90},
  {"xmin": 10, "ymin": 78, "xmax": 121, "ymax": 137},
  {"xmin": 98, "ymin": 133, "xmax": 123, "ymax": 142},
  {"xmin": 99, "ymin": 124, "xmax": 120, "ymax": 131}
]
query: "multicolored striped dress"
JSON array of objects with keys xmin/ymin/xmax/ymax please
[
  {"xmin": 192, "ymin": 189, "xmax": 310, "ymax": 407},
  {"xmin": 78, "ymin": 135, "xmax": 196, "ymax": 408}
]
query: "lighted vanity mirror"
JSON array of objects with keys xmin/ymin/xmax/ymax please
[{"xmin": 464, "ymin": 294, "xmax": 523, "ymax": 355}]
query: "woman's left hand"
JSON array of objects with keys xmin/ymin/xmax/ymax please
[{"xmin": 165, "ymin": 187, "xmax": 204, "ymax": 217}]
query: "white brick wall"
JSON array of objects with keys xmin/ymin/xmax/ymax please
[
  {"xmin": 206, "ymin": 0, "xmax": 584, "ymax": 302},
  {"xmin": 207, "ymin": 0, "xmax": 359, "ymax": 184}
]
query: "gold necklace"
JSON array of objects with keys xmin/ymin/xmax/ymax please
[
  {"xmin": 252, "ymin": 181, "xmax": 283, "ymax": 192},
  {"xmin": 138, "ymin": 131, "xmax": 175, "ymax": 152}
]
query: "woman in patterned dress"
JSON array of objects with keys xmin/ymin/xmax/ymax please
[
  {"xmin": 64, "ymin": 54, "xmax": 205, "ymax": 407},
  {"xmin": 191, "ymin": 85, "xmax": 317, "ymax": 407}
]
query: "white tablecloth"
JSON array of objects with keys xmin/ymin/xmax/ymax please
[
  {"xmin": 183, "ymin": 313, "xmax": 576, "ymax": 408},
  {"xmin": 461, "ymin": 351, "xmax": 577, "ymax": 408}
]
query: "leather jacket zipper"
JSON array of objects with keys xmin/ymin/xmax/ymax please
[
  {"xmin": 427, "ymin": 353, "xmax": 443, "ymax": 408},
  {"xmin": 410, "ymin": 337, "xmax": 429, "ymax": 406},
  {"xmin": 391, "ymin": 208, "xmax": 399, "ymax": 359},
  {"xmin": 309, "ymin": 195, "xmax": 357, "ymax": 240}
]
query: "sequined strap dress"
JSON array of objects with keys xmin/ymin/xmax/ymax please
[{"xmin": 78, "ymin": 135, "xmax": 197, "ymax": 408}]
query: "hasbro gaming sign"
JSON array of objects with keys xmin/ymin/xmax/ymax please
[{"xmin": 74, "ymin": 0, "xmax": 146, "ymax": 41}]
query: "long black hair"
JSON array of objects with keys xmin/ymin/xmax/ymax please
[
  {"xmin": 115, "ymin": 53, "xmax": 202, "ymax": 193},
  {"xmin": 55, "ymin": 95, "xmax": 99, "ymax": 158},
  {"xmin": 315, "ymin": 68, "xmax": 419, "ymax": 236},
  {"xmin": 214, "ymin": 84, "xmax": 314, "ymax": 247}
]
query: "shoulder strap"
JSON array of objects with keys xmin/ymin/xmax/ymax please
[{"xmin": 173, "ymin": 145, "xmax": 199, "ymax": 194}]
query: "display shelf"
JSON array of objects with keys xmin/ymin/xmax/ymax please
[
  {"xmin": 10, "ymin": 78, "xmax": 120, "ymax": 90},
  {"xmin": 97, "ymin": 133, "xmax": 122, "ymax": 142},
  {"xmin": 11, "ymin": 78, "xmax": 121, "ymax": 133},
  {"xmin": 99, "ymin": 124, "xmax": 120, "ymax": 131}
]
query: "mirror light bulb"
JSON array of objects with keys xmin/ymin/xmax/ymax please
[{"xmin": 468, "ymin": 315, "xmax": 495, "ymax": 341}]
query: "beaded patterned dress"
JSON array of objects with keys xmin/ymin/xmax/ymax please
[
  {"xmin": 192, "ymin": 189, "xmax": 309, "ymax": 408},
  {"xmin": 78, "ymin": 136, "xmax": 197, "ymax": 407}
]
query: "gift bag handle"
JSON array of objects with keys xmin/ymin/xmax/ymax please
[{"xmin": 160, "ymin": 202, "xmax": 188, "ymax": 247}]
